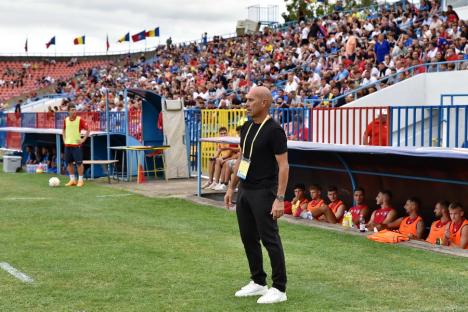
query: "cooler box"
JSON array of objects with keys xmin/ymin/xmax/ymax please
[{"xmin": 3, "ymin": 155, "xmax": 22, "ymax": 173}]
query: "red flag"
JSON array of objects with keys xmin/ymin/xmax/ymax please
[{"xmin": 106, "ymin": 34, "xmax": 110, "ymax": 51}]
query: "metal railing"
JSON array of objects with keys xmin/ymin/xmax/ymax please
[
  {"xmin": 440, "ymin": 94, "xmax": 468, "ymax": 106},
  {"xmin": 302, "ymin": 59, "xmax": 468, "ymax": 108},
  {"xmin": 0, "ymin": 46, "xmax": 161, "ymax": 58},
  {"xmin": 2, "ymin": 104, "xmax": 468, "ymax": 173},
  {"xmin": 0, "ymin": 111, "xmax": 131, "ymax": 135},
  {"xmin": 390, "ymin": 105, "xmax": 468, "ymax": 148}
]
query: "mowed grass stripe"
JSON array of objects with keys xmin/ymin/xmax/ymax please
[{"xmin": 0, "ymin": 170, "xmax": 467, "ymax": 312}]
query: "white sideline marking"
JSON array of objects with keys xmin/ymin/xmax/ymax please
[
  {"xmin": 96, "ymin": 194, "xmax": 134, "ymax": 198},
  {"xmin": 0, "ymin": 197, "xmax": 49, "ymax": 200},
  {"xmin": 0, "ymin": 262, "xmax": 34, "ymax": 283}
]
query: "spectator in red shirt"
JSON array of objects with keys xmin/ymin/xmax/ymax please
[{"xmin": 446, "ymin": 5, "xmax": 459, "ymax": 24}]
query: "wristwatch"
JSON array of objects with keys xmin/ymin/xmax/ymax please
[{"xmin": 276, "ymin": 195, "xmax": 285, "ymax": 202}]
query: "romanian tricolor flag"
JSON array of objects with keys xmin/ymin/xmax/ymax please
[
  {"xmin": 146, "ymin": 27, "xmax": 160, "ymax": 37},
  {"xmin": 73, "ymin": 35, "xmax": 85, "ymax": 45},
  {"xmin": 118, "ymin": 33, "xmax": 130, "ymax": 43}
]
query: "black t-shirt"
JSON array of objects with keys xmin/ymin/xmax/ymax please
[{"xmin": 239, "ymin": 118, "xmax": 287, "ymax": 189}]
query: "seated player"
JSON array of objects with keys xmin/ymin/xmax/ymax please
[
  {"xmin": 326, "ymin": 186, "xmax": 346, "ymax": 223},
  {"xmin": 445, "ymin": 202, "xmax": 468, "ymax": 250},
  {"xmin": 367, "ymin": 190, "xmax": 397, "ymax": 231},
  {"xmin": 385, "ymin": 197, "xmax": 425, "ymax": 239},
  {"xmin": 307, "ymin": 184, "xmax": 338, "ymax": 223},
  {"xmin": 426, "ymin": 201, "xmax": 451, "ymax": 245},
  {"xmin": 25, "ymin": 145, "xmax": 37, "ymax": 164},
  {"xmin": 349, "ymin": 187, "xmax": 369, "ymax": 226},
  {"xmin": 290, "ymin": 184, "xmax": 309, "ymax": 217}
]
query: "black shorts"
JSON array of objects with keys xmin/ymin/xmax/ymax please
[{"xmin": 64, "ymin": 147, "xmax": 83, "ymax": 165}]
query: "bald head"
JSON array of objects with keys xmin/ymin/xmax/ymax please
[
  {"xmin": 246, "ymin": 86, "xmax": 273, "ymax": 122},
  {"xmin": 248, "ymin": 86, "xmax": 273, "ymax": 108}
]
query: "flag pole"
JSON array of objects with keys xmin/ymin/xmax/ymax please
[{"xmin": 83, "ymin": 34, "xmax": 86, "ymax": 56}]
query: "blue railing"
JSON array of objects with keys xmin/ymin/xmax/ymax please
[
  {"xmin": 0, "ymin": 111, "xmax": 127, "ymax": 135},
  {"xmin": 440, "ymin": 94, "xmax": 468, "ymax": 106},
  {"xmin": 390, "ymin": 105, "xmax": 468, "ymax": 148},
  {"xmin": 322, "ymin": 60, "xmax": 468, "ymax": 108},
  {"xmin": 3, "ymin": 105, "xmax": 468, "ymax": 167},
  {"xmin": 0, "ymin": 112, "xmax": 6, "ymax": 148},
  {"xmin": 185, "ymin": 109, "xmax": 201, "ymax": 175}
]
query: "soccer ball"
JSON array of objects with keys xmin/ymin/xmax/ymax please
[{"xmin": 49, "ymin": 177, "xmax": 60, "ymax": 187}]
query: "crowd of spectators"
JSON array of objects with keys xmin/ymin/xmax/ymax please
[{"xmin": 1, "ymin": 1, "xmax": 467, "ymax": 113}]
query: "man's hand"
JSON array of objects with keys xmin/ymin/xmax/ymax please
[
  {"xmin": 79, "ymin": 138, "xmax": 87, "ymax": 145},
  {"xmin": 271, "ymin": 199, "xmax": 284, "ymax": 220},
  {"xmin": 224, "ymin": 188, "xmax": 234, "ymax": 210}
]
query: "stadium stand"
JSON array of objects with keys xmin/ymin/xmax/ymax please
[
  {"xmin": 0, "ymin": 0, "xmax": 467, "ymax": 254},
  {"xmin": 0, "ymin": 59, "xmax": 109, "ymax": 104},
  {"xmin": 0, "ymin": 0, "xmax": 466, "ymax": 112}
]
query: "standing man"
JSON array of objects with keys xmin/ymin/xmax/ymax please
[
  {"xmin": 224, "ymin": 86, "xmax": 289, "ymax": 304},
  {"xmin": 63, "ymin": 104, "xmax": 89, "ymax": 187}
]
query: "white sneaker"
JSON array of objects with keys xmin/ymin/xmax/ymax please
[
  {"xmin": 234, "ymin": 281, "xmax": 268, "ymax": 297},
  {"xmin": 208, "ymin": 182, "xmax": 218, "ymax": 190},
  {"xmin": 202, "ymin": 181, "xmax": 212, "ymax": 189},
  {"xmin": 257, "ymin": 287, "xmax": 287, "ymax": 304},
  {"xmin": 214, "ymin": 183, "xmax": 227, "ymax": 191}
]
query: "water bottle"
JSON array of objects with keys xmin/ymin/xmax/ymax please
[
  {"xmin": 348, "ymin": 212, "xmax": 354, "ymax": 228},
  {"xmin": 342, "ymin": 211, "xmax": 349, "ymax": 227},
  {"xmin": 359, "ymin": 214, "xmax": 366, "ymax": 233}
]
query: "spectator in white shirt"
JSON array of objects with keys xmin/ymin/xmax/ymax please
[{"xmin": 284, "ymin": 73, "xmax": 299, "ymax": 93}]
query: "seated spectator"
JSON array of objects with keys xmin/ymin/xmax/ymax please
[
  {"xmin": 221, "ymin": 126, "xmax": 241, "ymax": 189},
  {"xmin": 445, "ymin": 202, "xmax": 468, "ymax": 249},
  {"xmin": 326, "ymin": 186, "xmax": 346, "ymax": 223},
  {"xmin": 385, "ymin": 197, "xmax": 425, "ymax": 239},
  {"xmin": 446, "ymin": 5, "xmax": 459, "ymax": 24},
  {"xmin": 367, "ymin": 190, "xmax": 397, "ymax": 231},
  {"xmin": 426, "ymin": 200, "xmax": 451, "ymax": 244},
  {"xmin": 290, "ymin": 184, "xmax": 309, "ymax": 217},
  {"xmin": 349, "ymin": 187, "xmax": 369, "ymax": 226},
  {"xmin": 307, "ymin": 184, "xmax": 338, "ymax": 223},
  {"xmin": 202, "ymin": 126, "xmax": 232, "ymax": 190}
]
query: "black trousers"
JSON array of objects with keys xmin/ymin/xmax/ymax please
[{"xmin": 236, "ymin": 186, "xmax": 287, "ymax": 292}]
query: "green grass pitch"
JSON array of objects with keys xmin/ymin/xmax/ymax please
[{"xmin": 0, "ymin": 170, "xmax": 467, "ymax": 311}]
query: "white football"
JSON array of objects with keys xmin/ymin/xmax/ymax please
[{"xmin": 49, "ymin": 177, "xmax": 60, "ymax": 187}]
